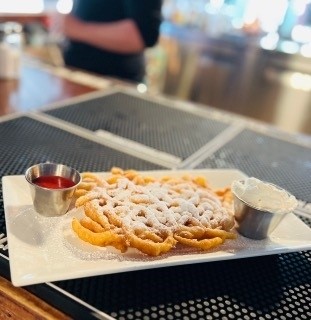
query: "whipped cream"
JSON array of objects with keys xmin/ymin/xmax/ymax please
[{"xmin": 232, "ymin": 177, "xmax": 297, "ymax": 214}]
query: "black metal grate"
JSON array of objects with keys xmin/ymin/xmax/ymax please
[
  {"xmin": 44, "ymin": 92, "xmax": 229, "ymax": 159},
  {"xmin": 298, "ymin": 214, "xmax": 311, "ymax": 227},
  {"xmin": 0, "ymin": 116, "xmax": 163, "ymax": 241},
  {"xmin": 196, "ymin": 129, "xmax": 311, "ymax": 202},
  {"xmin": 53, "ymin": 250, "xmax": 311, "ymax": 320},
  {"xmin": 1, "ymin": 117, "xmax": 310, "ymax": 320}
]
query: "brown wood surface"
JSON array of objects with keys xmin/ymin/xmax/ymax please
[
  {"xmin": 0, "ymin": 13, "xmax": 48, "ymax": 26},
  {"xmin": 0, "ymin": 58, "xmax": 97, "ymax": 116},
  {"xmin": 0, "ymin": 276, "xmax": 71, "ymax": 319}
]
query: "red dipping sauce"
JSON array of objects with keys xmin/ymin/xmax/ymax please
[{"xmin": 32, "ymin": 175, "xmax": 76, "ymax": 189}]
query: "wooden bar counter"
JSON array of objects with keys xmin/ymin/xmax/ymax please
[
  {"xmin": 0, "ymin": 58, "xmax": 99, "ymax": 117},
  {"xmin": 0, "ymin": 276, "xmax": 70, "ymax": 320}
]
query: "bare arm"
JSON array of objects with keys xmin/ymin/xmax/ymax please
[{"xmin": 63, "ymin": 15, "xmax": 145, "ymax": 53}]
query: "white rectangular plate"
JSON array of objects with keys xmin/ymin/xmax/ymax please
[{"xmin": 3, "ymin": 169, "xmax": 311, "ymax": 287}]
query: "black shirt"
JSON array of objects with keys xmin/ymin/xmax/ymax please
[{"xmin": 63, "ymin": 0, "xmax": 162, "ymax": 82}]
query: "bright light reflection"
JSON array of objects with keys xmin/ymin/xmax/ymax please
[
  {"xmin": 289, "ymin": 73, "xmax": 311, "ymax": 91},
  {"xmin": 292, "ymin": 25, "xmax": 311, "ymax": 43},
  {"xmin": 292, "ymin": 0, "xmax": 309, "ymax": 15},
  {"xmin": 137, "ymin": 83, "xmax": 147, "ymax": 93},
  {"xmin": 56, "ymin": 0, "xmax": 73, "ymax": 14},
  {"xmin": 0, "ymin": 0, "xmax": 44, "ymax": 13},
  {"xmin": 279, "ymin": 41, "xmax": 300, "ymax": 54},
  {"xmin": 210, "ymin": 0, "xmax": 225, "ymax": 10},
  {"xmin": 243, "ymin": 0, "xmax": 288, "ymax": 32},
  {"xmin": 243, "ymin": 0, "xmax": 258, "ymax": 24},
  {"xmin": 300, "ymin": 43, "xmax": 311, "ymax": 57},
  {"xmin": 260, "ymin": 32, "xmax": 279, "ymax": 50},
  {"xmin": 231, "ymin": 18, "xmax": 243, "ymax": 29}
]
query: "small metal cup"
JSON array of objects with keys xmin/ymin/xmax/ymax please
[
  {"xmin": 232, "ymin": 181, "xmax": 296, "ymax": 240},
  {"xmin": 25, "ymin": 163, "xmax": 81, "ymax": 217}
]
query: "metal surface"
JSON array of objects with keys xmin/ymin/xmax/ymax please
[
  {"xmin": 43, "ymin": 91, "xmax": 230, "ymax": 160},
  {"xmin": 232, "ymin": 179, "xmax": 298, "ymax": 240},
  {"xmin": 53, "ymin": 250, "xmax": 311, "ymax": 320},
  {"xmin": 25, "ymin": 163, "xmax": 81, "ymax": 216},
  {"xmin": 234, "ymin": 199, "xmax": 289, "ymax": 240},
  {"xmin": 160, "ymin": 22, "xmax": 311, "ymax": 135},
  {"xmin": 196, "ymin": 128, "xmax": 311, "ymax": 203}
]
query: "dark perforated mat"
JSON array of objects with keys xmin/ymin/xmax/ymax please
[
  {"xmin": 54, "ymin": 251, "xmax": 311, "ymax": 320},
  {"xmin": 196, "ymin": 129, "xmax": 311, "ymax": 202},
  {"xmin": 0, "ymin": 116, "xmax": 310, "ymax": 320},
  {"xmin": 0, "ymin": 116, "xmax": 163, "ymax": 174},
  {"xmin": 44, "ymin": 91, "xmax": 229, "ymax": 159},
  {"xmin": 0, "ymin": 116, "xmax": 163, "ymax": 243}
]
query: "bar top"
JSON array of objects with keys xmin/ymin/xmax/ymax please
[
  {"xmin": 0, "ymin": 58, "xmax": 97, "ymax": 117},
  {"xmin": 0, "ymin": 55, "xmax": 310, "ymax": 320}
]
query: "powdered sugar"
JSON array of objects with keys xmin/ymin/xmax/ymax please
[{"xmin": 82, "ymin": 177, "xmax": 234, "ymax": 234}]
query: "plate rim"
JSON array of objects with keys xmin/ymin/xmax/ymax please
[{"xmin": 2, "ymin": 169, "xmax": 311, "ymax": 287}]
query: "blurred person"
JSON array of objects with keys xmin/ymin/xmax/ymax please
[{"xmin": 56, "ymin": 0, "xmax": 163, "ymax": 83}]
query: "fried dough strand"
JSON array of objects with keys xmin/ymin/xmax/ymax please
[
  {"xmin": 72, "ymin": 218, "xmax": 128, "ymax": 253},
  {"xmin": 71, "ymin": 168, "xmax": 236, "ymax": 256}
]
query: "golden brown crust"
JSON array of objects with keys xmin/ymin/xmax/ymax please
[{"xmin": 71, "ymin": 168, "xmax": 236, "ymax": 256}]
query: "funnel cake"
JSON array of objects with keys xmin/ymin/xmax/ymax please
[{"xmin": 73, "ymin": 169, "xmax": 236, "ymax": 256}]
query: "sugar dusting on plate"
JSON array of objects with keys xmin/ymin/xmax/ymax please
[
  {"xmin": 61, "ymin": 207, "xmax": 273, "ymax": 261},
  {"xmin": 13, "ymin": 205, "xmax": 279, "ymax": 265}
]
